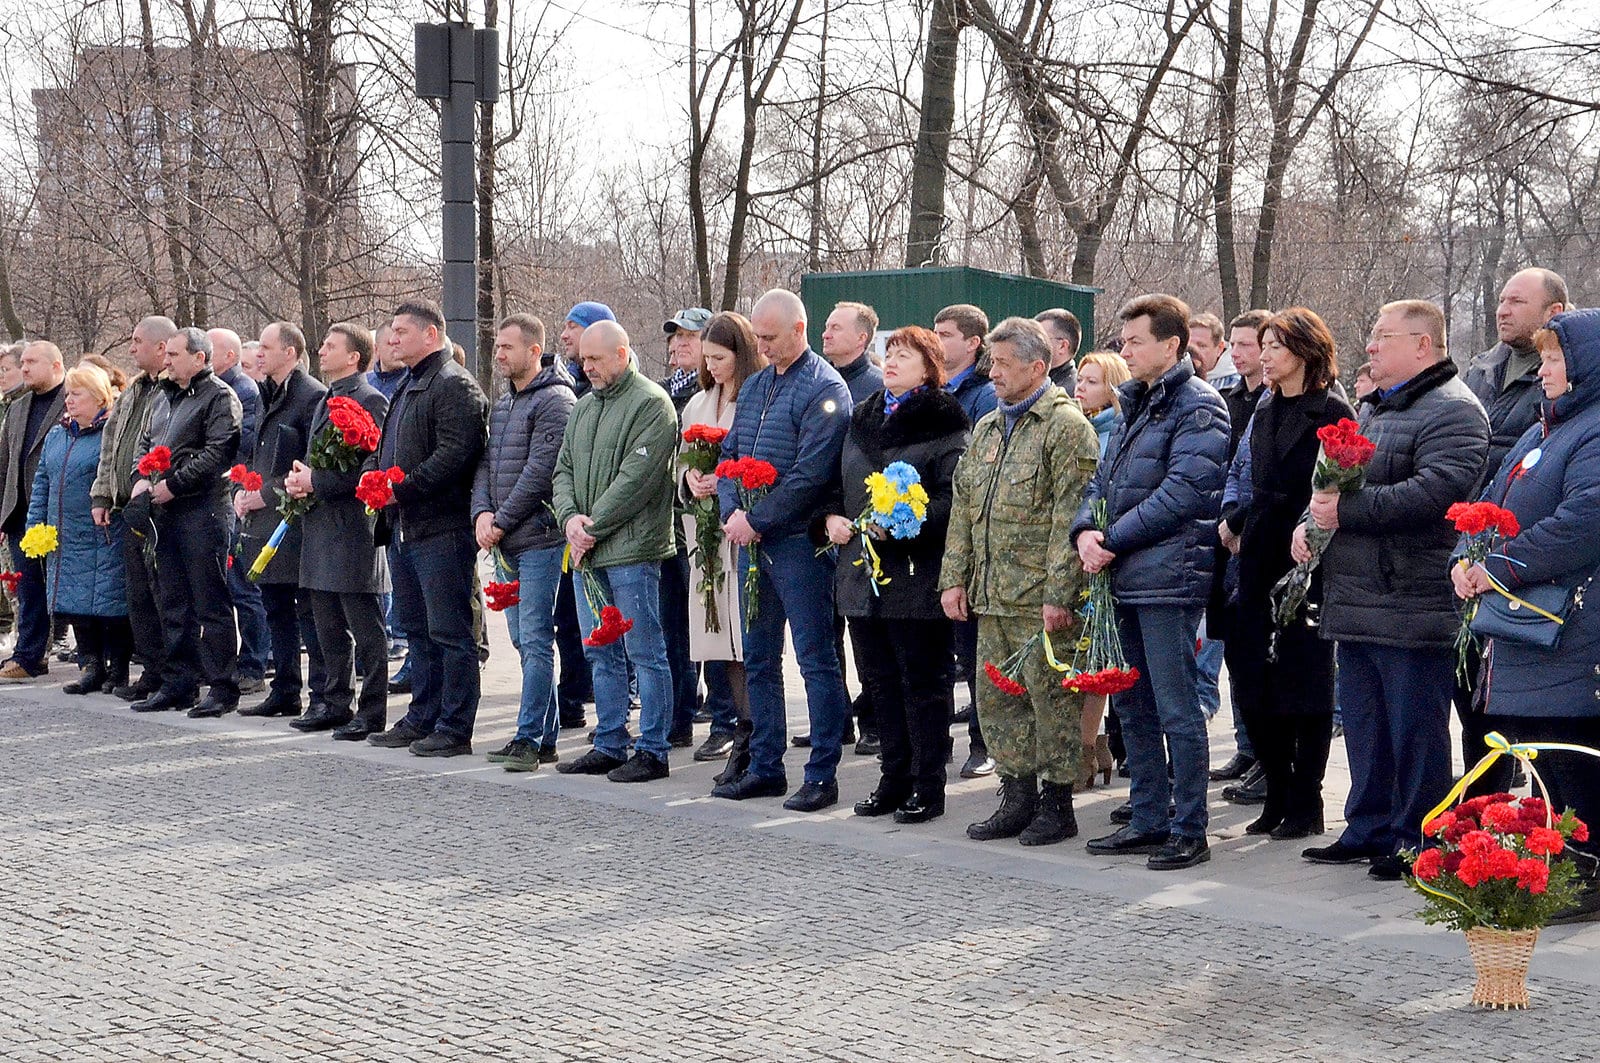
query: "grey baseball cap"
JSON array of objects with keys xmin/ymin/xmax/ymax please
[{"xmin": 663, "ymin": 308, "xmax": 713, "ymax": 335}]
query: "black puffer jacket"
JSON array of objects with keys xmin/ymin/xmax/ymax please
[
  {"xmin": 1464, "ymin": 341, "xmax": 1544, "ymax": 474},
  {"xmin": 1319, "ymin": 359, "xmax": 1489, "ymax": 648},
  {"xmin": 828, "ymin": 389, "xmax": 968, "ymax": 619},
  {"xmin": 1070, "ymin": 360, "xmax": 1230, "ymax": 607},
  {"xmin": 139, "ymin": 367, "xmax": 243, "ymax": 515},
  {"xmin": 472, "ymin": 361, "xmax": 576, "ymax": 556},
  {"xmin": 375, "ymin": 349, "xmax": 489, "ymax": 543}
]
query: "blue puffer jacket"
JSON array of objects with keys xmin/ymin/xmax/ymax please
[
  {"xmin": 27, "ymin": 414, "xmax": 127, "ymax": 617},
  {"xmin": 1070, "ymin": 360, "xmax": 1229, "ymax": 606},
  {"xmin": 718, "ymin": 348, "xmax": 852, "ymax": 543},
  {"xmin": 1474, "ymin": 308, "xmax": 1600, "ymax": 718}
]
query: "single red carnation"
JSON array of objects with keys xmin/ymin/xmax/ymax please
[
  {"xmin": 1487, "ymin": 846, "xmax": 1520, "ymax": 879},
  {"xmin": 1525, "ymin": 827, "xmax": 1565, "ymax": 856},
  {"xmin": 1515, "ymin": 857, "xmax": 1550, "ymax": 894},
  {"xmin": 1456, "ymin": 854, "xmax": 1489, "ymax": 888},
  {"xmin": 984, "ymin": 661, "xmax": 1025, "ymax": 697},
  {"xmin": 1572, "ymin": 819, "xmax": 1590, "ymax": 843},
  {"xmin": 739, "ymin": 459, "xmax": 779, "ymax": 491},
  {"xmin": 1459, "ymin": 830, "xmax": 1497, "ymax": 857},
  {"xmin": 1442, "ymin": 851, "xmax": 1464, "ymax": 874},
  {"xmin": 1481, "ymin": 802, "xmax": 1521, "ymax": 833},
  {"xmin": 1423, "ymin": 812, "xmax": 1455, "ymax": 837},
  {"xmin": 1411, "ymin": 847, "xmax": 1444, "ymax": 882}
]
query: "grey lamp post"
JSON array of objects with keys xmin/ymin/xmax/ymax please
[{"xmin": 414, "ymin": 21, "xmax": 498, "ymax": 366}]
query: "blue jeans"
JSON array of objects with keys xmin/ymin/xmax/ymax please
[
  {"xmin": 704, "ymin": 660, "xmax": 737, "ymax": 734},
  {"xmin": 9, "ymin": 539, "xmax": 47, "ymax": 671},
  {"xmin": 1335, "ymin": 640, "xmax": 1452, "ymax": 855},
  {"xmin": 228, "ymin": 520, "xmax": 270, "ymax": 680},
  {"xmin": 575, "ymin": 562, "xmax": 673, "ymax": 761},
  {"xmin": 1115, "ymin": 603, "xmax": 1209, "ymax": 838},
  {"xmin": 741, "ymin": 536, "xmax": 848, "ymax": 785},
  {"xmin": 660, "ymin": 549, "xmax": 700, "ymax": 733},
  {"xmin": 392, "ymin": 529, "xmax": 480, "ymax": 743},
  {"xmin": 1196, "ymin": 618, "xmax": 1222, "ymax": 719},
  {"xmin": 502, "ymin": 545, "xmax": 564, "ymax": 747}
]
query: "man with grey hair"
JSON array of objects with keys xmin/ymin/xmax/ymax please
[
  {"xmin": 129, "ymin": 326, "xmax": 243, "ymax": 717},
  {"xmin": 97, "ymin": 316, "xmax": 178, "ymax": 699},
  {"xmin": 0, "ymin": 340, "xmax": 66, "ymax": 680},
  {"xmin": 711, "ymin": 288, "xmax": 853, "ymax": 812}
]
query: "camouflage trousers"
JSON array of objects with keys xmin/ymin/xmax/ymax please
[{"xmin": 976, "ymin": 613, "xmax": 1084, "ymax": 785}]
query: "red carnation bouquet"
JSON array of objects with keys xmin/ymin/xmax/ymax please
[
  {"xmin": 570, "ymin": 559, "xmax": 634, "ymax": 648},
  {"xmin": 1447, "ymin": 501, "xmax": 1521, "ymax": 683},
  {"xmin": 228, "ymin": 464, "xmax": 264, "ymax": 492},
  {"xmin": 1271, "ymin": 417, "xmax": 1377, "ymax": 631},
  {"xmin": 714, "ymin": 455, "xmax": 779, "ymax": 622},
  {"xmin": 1407, "ymin": 792, "xmax": 1588, "ymax": 932},
  {"xmin": 485, "ymin": 580, "xmax": 521, "ymax": 612},
  {"xmin": 1060, "ymin": 499, "xmax": 1141, "ymax": 697},
  {"xmin": 136, "ymin": 445, "xmax": 172, "ymax": 482},
  {"xmin": 0, "ymin": 570, "xmax": 20, "ymax": 596},
  {"xmin": 276, "ymin": 396, "xmax": 382, "ymax": 523},
  {"xmin": 680, "ymin": 424, "xmax": 729, "ymax": 632},
  {"xmin": 357, "ymin": 467, "xmax": 406, "ymax": 514}
]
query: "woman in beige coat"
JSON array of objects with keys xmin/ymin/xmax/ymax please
[{"xmin": 679, "ymin": 312, "xmax": 767, "ymax": 783}]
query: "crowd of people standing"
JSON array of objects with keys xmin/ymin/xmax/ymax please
[{"xmin": 1, "ymin": 267, "xmax": 1597, "ymax": 923}]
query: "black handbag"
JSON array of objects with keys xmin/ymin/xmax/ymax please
[{"xmin": 1470, "ymin": 574, "xmax": 1593, "ymax": 649}]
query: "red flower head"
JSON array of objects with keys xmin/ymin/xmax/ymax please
[
  {"xmin": 714, "ymin": 458, "xmax": 741, "ymax": 479},
  {"xmin": 1481, "ymin": 802, "xmax": 1522, "ymax": 833},
  {"xmin": 356, "ymin": 470, "xmax": 399, "ymax": 511},
  {"xmin": 583, "ymin": 604, "xmax": 635, "ymax": 647},
  {"xmin": 229, "ymin": 464, "xmax": 248, "ymax": 483},
  {"xmin": 484, "ymin": 580, "xmax": 521, "ymax": 611},
  {"xmin": 1573, "ymin": 819, "xmax": 1591, "ymax": 843},
  {"xmin": 137, "ymin": 446, "xmax": 173, "ymax": 477},
  {"xmin": 1456, "ymin": 854, "xmax": 1489, "ymax": 888},
  {"xmin": 738, "ymin": 459, "xmax": 779, "ymax": 491},
  {"xmin": 1316, "ymin": 419, "xmax": 1376, "ymax": 468},
  {"xmin": 1410, "ymin": 847, "xmax": 1444, "ymax": 882},
  {"xmin": 1525, "ymin": 826, "xmax": 1565, "ymax": 856},
  {"xmin": 1458, "ymin": 830, "xmax": 1498, "ymax": 858},
  {"xmin": 983, "ymin": 661, "xmax": 1025, "ymax": 697},
  {"xmin": 1519, "ymin": 796, "xmax": 1549, "ymax": 821},
  {"xmin": 0, "ymin": 571, "xmax": 20, "ymax": 593},
  {"xmin": 1423, "ymin": 812, "xmax": 1456, "ymax": 838},
  {"xmin": 1487, "ymin": 846, "xmax": 1520, "ymax": 880},
  {"xmin": 385, "ymin": 466, "xmax": 406, "ymax": 484},
  {"xmin": 1515, "ymin": 857, "xmax": 1550, "ymax": 894},
  {"xmin": 1447, "ymin": 501, "xmax": 1519, "ymax": 538},
  {"xmin": 684, "ymin": 424, "xmax": 729, "ymax": 446}
]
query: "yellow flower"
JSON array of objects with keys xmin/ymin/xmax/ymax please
[
  {"xmin": 865, "ymin": 472, "xmax": 898, "ymax": 515},
  {"xmin": 907, "ymin": 483, "xmax": 929, "ymax": 507},
  {"xmin": 19, "ymin": 524, "xmax": 59, "ymax": 559},
  {"xmin": 908, "ymin": 497, "xmax": 927, "ymax": 520}
]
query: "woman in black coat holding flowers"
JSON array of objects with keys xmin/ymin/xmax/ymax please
[
  {"xmin": 1228, "ymin": 308, "xmax": 1354, "ymax": 839},
  {"xmin": 822, "ymin": 325, "xmax": 968, "ymax": 823}
]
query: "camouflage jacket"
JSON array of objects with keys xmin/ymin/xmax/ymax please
[{"xmin": 940, "ymin": 385, "xmax": 1099, "ymax": 617}]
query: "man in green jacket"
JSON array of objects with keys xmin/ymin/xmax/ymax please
[
  {"xmin": 553, "ymin": 319, "xmax": 680, "ymax": 783},
  {"xmin": 941, "ymin": 316, "xmax": 1100, "ymax": 847}
]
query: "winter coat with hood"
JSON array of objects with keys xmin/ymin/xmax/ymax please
[
  {"xmin": 473, "ymin": 359, "xmax": 576, "ymax": 557},
  {"xmin": 1471, "ymin": 309, "xmax": 1600, "ymax": 717}
]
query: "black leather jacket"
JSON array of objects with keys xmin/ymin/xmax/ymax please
[{"xmin": 138, "ymin": 367, "xmax": 243, "ymax": 514}]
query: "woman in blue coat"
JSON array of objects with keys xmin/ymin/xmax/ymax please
[
  {"xmin": 1453, "ymin": 307, "xmax": 1600, "ymax": 924},
  {"xmin": 27, "ymin": 365, "xmax": 128, "ymax": 694}
]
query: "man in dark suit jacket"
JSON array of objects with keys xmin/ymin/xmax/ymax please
[
  {"xmin": 284, "ymin": 323, "xmax": 391, "ymax": 738},
  {"xmin": 234, "ymin": 322, "xmax": 327, "ymax": 719},
  {"xmin": 366, "ymin": 298, "xmax": 489, "ymax": 758},
  {"xmin": 0, "ymin": 341, "xmax": 66, "ymax": 680}
]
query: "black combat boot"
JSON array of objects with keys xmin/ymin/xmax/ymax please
[
  {"xmin": 1019, "ymin": 781, "xmax": 1078, "ymax": 846},
  {"xmin": 966, "ymin": 774, "xmax": 1037, "ymax": 841}
]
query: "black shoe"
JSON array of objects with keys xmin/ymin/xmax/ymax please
[
  {"xmin": 692, "ymin": 707, "xmax": 713, "ymax": 724},
  {"xmin": 1368, "ymin": 853, "xmax": 1407, "ymax": 881},
  {"xmin": 608, "ymin": 751, "xmax": 670, "ymax": 783},
  {"xmin": 131, "ymin": 688, "xmax": 196, "ymax": 713},
  {"xmin": 711, "ymin": 773, "xmax": 787, "ymax": 801},
  {"xmin": 1209, "ymin": 752, "xmax": 1256, "ymax": 781},
  {"xmin": 892, "ymin": 789, "xmax": 945, "ymax": 824},
  {"xmin": 388, "ymin": 675, "xmax": 412, "ymax": 695},
  {"xmin": 854, "ymin": 729, "xmax": 881, "ymax": 756},
  {"xmin": 667, "ymin": 726, "xmax": 694, "ymax": 749},
  {"xmin": 1222, "ymin": 762, "xmax": 1267, "ymax": 804},
  {"xmin": 1086, "ymin": 825, "xmax": 1171, "ymax": 856},
  {"xmin": 1245, "ymin": 808, "xmax": 1286, "ymax": 836},
  {"xmin": 854, "ymin": 779, "xmax": 913, "ymax": 818},
  {"xmin": 239, "ymin": 693, "xmax": 301, "ymax": 718},
  {"xmin": 331, "ymin": 719, "xmax": 378, "ymax": 742},
  {"xmin": 1019, "ymin": 782, "xmax": 1078, "ymax": 846},
  {"xmin": 693, "ymin": 731, "xmax": 735, "ymax": 761},
  {"xmin": 538, "ymin": 743, "xmax": 560, "ymax": 764},
  {"xmin": 1148, "ymin": 835, "xmax": 1211, "ymax": 870},
  {"xmin": 64, "ymin": 664, "xmax": 107, "ymax": 696},
  {"xmin": 952, "ymin": 704, "xmax": 974, "ymax": 725},
  {"xmin": 114, "ymin": 675, "xmax": 159, "ymax": 702},
  {"xmin": 235, "ymin": 676, "xmax": 267, "ymax": 695},
  {"xmin": 410, "ymin": 733, "xmax": 472, "ymax": 757},
  {"xmin": 366, "ymin": 722, "xmax": 429, "ymax": 748},
  {"xmin": 188, "ymin": 691, "xmax": 239, "ymax": 718},
  {"xmin": 959, "ymin": 751, "xmax": 995, "ymax": 779},
  {"xmin": 101, "ymin": 661, "xmax": 129, "ymax": 695},
  {"xmin": 783, "ymin": 780, "xmax": 838, "ymax": 813},
  {"xmin": 555, "ymin": 748, "xmax": 628, "ymax": 775},
  {"xmin": 713, "ymin": 725, "xmax": 752, "ymax": 786},
  {"xmin": 290, "ymin": 705, "xmax": 353, "ymax": 732},
  {"xmin": 486, "ymin": 741, "xmax": 521, "ymax": 763},
  {"xmin": 791, "ymin": 733, "xmax": 812, "ymax": 748},
  {"xmin": 559, "ymin": 711, "xmax": 587, "ymax": 730},
  {"xmin": 967, "ymin": 775, "xmax": 1038, "ymax": 841},
  {"xmin": 1270, "ymin": 813, "xmax": 1325, "ymax": 840},
  {"xmin": 1110, "ymin": 801, "xmax": 1134, "ymax": 825},
  {"xmin": 1302, "ymin": 840, "xmax": 1383, "ymax": 865}
]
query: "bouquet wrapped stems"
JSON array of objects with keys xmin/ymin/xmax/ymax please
[
  {"xmin": 680, "ymin": 425, "xmax": 728, "ymax": 633},
  {"xmin": 1060, "ymin": 499, "xmax": 1140, "ymax": 696}
]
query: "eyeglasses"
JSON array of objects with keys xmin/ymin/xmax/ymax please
[{"xmin": 1368, "ymin": 330, "xmax": 1425, "ymax": 344}]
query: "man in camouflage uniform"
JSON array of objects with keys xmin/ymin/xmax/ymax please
[{"xmin": 941, "ymin": 317, "xmax": 1099, "ymax": 846}]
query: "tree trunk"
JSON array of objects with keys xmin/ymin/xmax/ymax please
[
  {"xmin": 297, "ymin": 0, "xmax": 336, "ymax": 352},
  {"xmin": 805, "ymin": 0, "xmax": 829, "ymax": 274},
  {"xmin": 138, "ymin": 0, "xmax": 191, "ymax": 325},
  {"xmin": 686, "ymin": 0, "xmax": 715, "ymax": 308},
  {"xmin": 1212, "ymin": 0, "xmax": 1243, "ymax": 319},
  {"xmin": 905, "ymin": 0, "xmax": 961, "ymax": 268}
]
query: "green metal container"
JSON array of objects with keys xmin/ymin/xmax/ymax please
[{"xmin": 800, "ymin": 266, "xmax": 1099, "ymax": 353}]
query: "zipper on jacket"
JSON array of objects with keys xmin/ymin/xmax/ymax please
[{"xmin": 976, "ymin": 422, "xmax": 1015, "ymax": 605}]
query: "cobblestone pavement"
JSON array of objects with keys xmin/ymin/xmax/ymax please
[{"xmin": 3, "ymin": 634, "xmax": 1598, "ymax": 1060}]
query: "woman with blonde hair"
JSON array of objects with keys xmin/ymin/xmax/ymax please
[
  {"xmin": 1074, "ymin": 351, "xmax": 1131, "ymax": 457},
  {"xmin": 26, "ymin": 363, "xmax": 130, "ymax": 694}
]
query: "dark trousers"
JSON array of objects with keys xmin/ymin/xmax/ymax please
[
  {"xmin": 260, "ymin": 582, "xmax": 326, "ymax": 702},
  {"xmin": 1245, "ymin": 711, "xmax": 1333, "ymax": 823},
  {"xmin": 834, "ymin": 612, "xmax": 876, "ymax": 732},
  {"xmin": 851, "ymin": 615, "xmax": 952, "ymax": 793},
  {"xmin": 124, "ymin": 530, "xmax": 164, "ymax": 682},
  {"xmin": 392, "ymin": 528, "xmax": 480, "ymax": 743},
  {"xmin": 704, "ymin": 659, "xmax": 738, "ymax": 734},
  {"xmin": 228, "ymin": 517, "xmax": 271, "ymax": 681},
  {"xmin": 554, "ymin": 567, "xmax": 592, "ymax": 720},
  {"xmin": 309, "ymin": 589, "xmax": 388, "ymax": 727},
  {"xmin": 154, "ymin": 505, "xmax": 238, "ymax": 696},
  {"xmin": 1483, "ymin": 714, "xmax": 1600, "ymax": 863},
  {"xmin": 7, "ymin": 527, "xmax": 47, "ymax": 671},
  {"xmin": 952, "ymin": 617, "xmax": 984, "ymax": 755},
  {"xmin": 1335, "ymin": 640, "xmax": 1453, "ymax": 856},
  {"xmin": 62, "ymin": 613, "xmax": 132, "ymax": 671},
  {"xmin": 661, "ymin": 549, "xmax": 700, "ymax": 734}
]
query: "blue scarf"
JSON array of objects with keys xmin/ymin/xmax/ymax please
[
  {"xmin": 998, "ymin": 380, "xmax": 1051, "ymax": 439},
  {"xmin": 883, "ymin": 385, "xmax": 927, "ymax": 419}
]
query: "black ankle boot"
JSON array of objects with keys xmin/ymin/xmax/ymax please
[
  {"xmin": 1019, "ymin": 781, "xmax": 1078, "ymax": 845},
  {"xmin": 966, "ymin": 774, "xmax": 1037, "ymax": 841},
  {"xmin": 102, "ymin": 658, "xmax": 130, "ymax": 695},
  {"xmin": 65, "ymin": 662, "xmax": 108, "ymax": 696},
  {"xmin": 713, "ymin": 722, "xmax": 752, "ymax": 786}
]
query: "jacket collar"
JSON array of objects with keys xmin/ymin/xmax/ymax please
[
  {"xmin": 1371, "ymin": 359, "xmax": 1458, "ymax": 413},
  {"xmin": 837, "ymin": 353, "xmax": 873, "ymax": 382},
  {"xmin": 404, "ymin": 349, "xmax": 449, "ymax": 391},
  {"xmin": 328, "ymin": 371, "xmax": 366, "ymax": 397},
  {"xmin": 594, "ymin": 364, "xmax": 641, "ymax": 400},
  {"xmin": 1117, "ymin": 358, "xmax": 1195, "ymax": 417},
  {"xmin": 511, "ymin": 361, "xmax": 575, "ymax": 399},
  {"xmin": 161, "ymin": 366, "xmax": 216, "ymax": 396}
]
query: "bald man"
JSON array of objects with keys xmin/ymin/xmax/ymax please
[
  {"xmin": 712, "ymin": 288, "xmax": 853, "ymax": 811},
  {"xmin": 552, "ymin": 321, "xmax": 681, "ymax": 782},
  {"xmin": 0, "ymin": 341, "xmax": 66, "ymax": 679}
]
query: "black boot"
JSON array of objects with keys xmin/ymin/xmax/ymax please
[
  {"xmin": 65, "ymin": 661, "xmax": 108, "ymax": 696},
  {"xmin": 1019, "ymin": 781, "xmax": 1078, "ymax": 846},
  {"xmin": 966, "ymin": 774, "xmax": 1038, "ymax": 841},
  {"xmin": 102, "ymin": 657, "xmax": 129, "ymax": 695},
  {"xmin": 713, "ymin": 721, "xmax": 752, "ymax": 786}
]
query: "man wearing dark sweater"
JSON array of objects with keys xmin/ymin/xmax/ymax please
[{"xmin": 821, "ymin": 301, "xmax": 885, "ymax": 405}]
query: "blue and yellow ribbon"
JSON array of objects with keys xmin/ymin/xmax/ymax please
[{"xmin": 245, "ymin": 519, "xmax": 289, "ymax": 582}]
